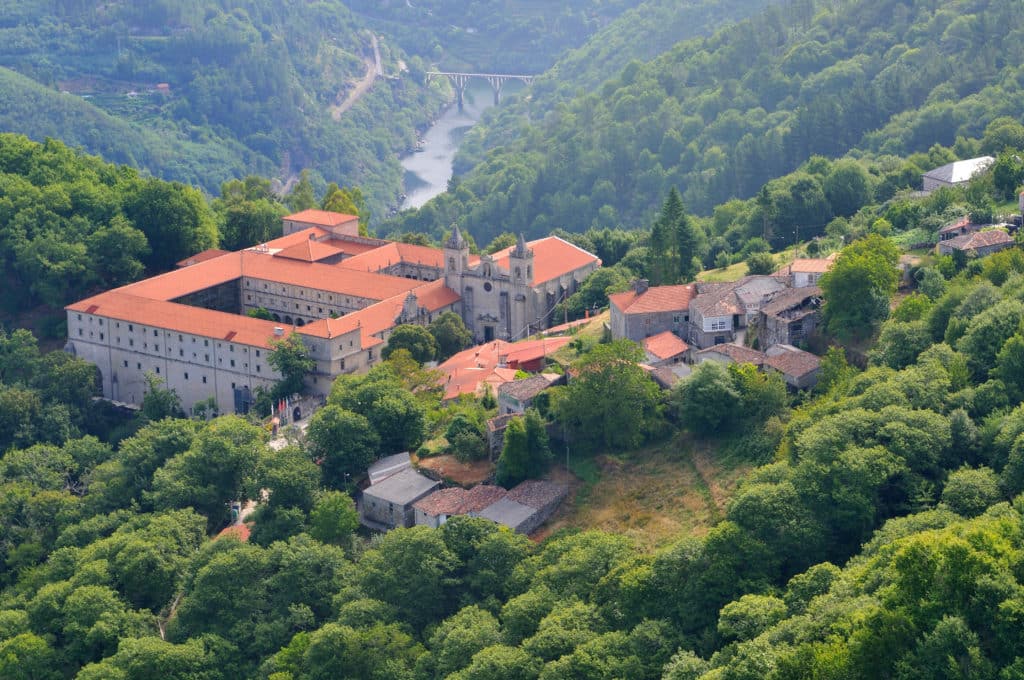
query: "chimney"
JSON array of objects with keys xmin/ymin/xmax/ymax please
[
  {"xmin": 273, "ymin": 327, "xmax": 284, "ymax": 336},
  {"xmin": 634, "ymin": 279, "xmax": 649, "ymax": 295}
]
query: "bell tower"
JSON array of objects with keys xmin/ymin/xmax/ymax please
[
  {"xmin": 509, "ymin": 233, "xmax": 534, "ymax": 286},
  {"xmin": 443, "ymin": 224, "xmax": 469, "ymax": 290}
]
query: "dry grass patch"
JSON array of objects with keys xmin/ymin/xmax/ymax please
[
  {"xmin": 414, "ymin": 454, "xmax": 494, "ymax": 487},
  {"xmin": 535, "ymin": 437, "xmax": 753, "ymax": 550}
]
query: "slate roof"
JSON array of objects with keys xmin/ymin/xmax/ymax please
[
  {"xmin": 762, "ymin": 286, "xmax": 822, "ymax": 317},
  {"xmin": 499, "ymin": 374, "xmax": 558, "ymax": 402},
  {"xmin": 362, "ymin": 467, "xmax": 439, "ymax": 505},
  {"xmin": 505, "ymin": 480, "xmax": 568, "ymax": 509},
  {"xmin": 413, "ymin": 485, "xmax": 508, "ymax": 517},
  {"xmin": 695, "ymin": 344, "xmax": 766, "ymax": 366},
  {"xmin": 923, "ymin": 156, "xmax": 994, "ymax": 185}
]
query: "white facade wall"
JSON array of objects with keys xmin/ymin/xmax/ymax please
[
  {"xmin": 67, "ymin": 311, "xmax": 279, "ymax": 414},
  {"xmin": 240, "ymin": 276, "xmax": 376, "ymax": 325}
]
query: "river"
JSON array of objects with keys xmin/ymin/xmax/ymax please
[{"xmin": 400, "ymin": 80, "xmax": 521, "ymax": 210}]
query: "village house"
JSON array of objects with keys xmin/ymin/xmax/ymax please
[
  {"xmin": 936, "ymin": 229, "xmax": 1014, "ymax": 257},
  {"xmin": 641, "ymin": 331, "xmax": 690, "ymax": 367},
  {"xmin": 755, "ymin": 286, "xmax": 822, "ymax": 349},
  {"xmin": 922, "ymin": 156, "xmax": 994, "ymax": 193},
  {"xmin": 66, "ymin": 211, "xmax": 600, "ymax": 415},
  {"xmin": 436, "ymin": 336, "xmax": 571, "ymax": 402},
  {"xmin": 694, "ymin": 343, "xmax": 766, "ymax": 368},
  {"xmin": 360, "ymin": 466, "xmax": 440, "ymax": 530},
  {"xmin": 686, "ymin": 276, "xmax": 788, "ymax": 348},
  {"xmin": 763, "ymin": 344, "xmax": 822, "ymax": 390},
  {"xmin": 774, "ymin": 256, "xmax": 835, "ymax": 287},
  {"xmin": 497, "ymin": 374, "xmax": 563, "ymax": 415},
  {"xmin": 608, "ymin": 281, "xmax": 696, "ymax": 342},
  {"xmin": 413, "ymin": 485, "xmax": 508, "ymax": 529}
]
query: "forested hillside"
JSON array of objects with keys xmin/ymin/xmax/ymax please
[
  {"xmin": 346, "ymin": 0, "xmax": 638, "ymax": 73},
  {"xmin": 0, "ymin": 0, "xmax": 447, "ymax": 218},
  {"xmin": 386, "ymin": 0, "xmax": 1024, "ymax": 244}
]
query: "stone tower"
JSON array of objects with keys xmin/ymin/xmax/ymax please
[
  {"xmin": 443, "ymin": 225, "xmax": 469, "ymax": 290},
  {"xmin": 508, "ymin": 233, "xmax": 534, "ymax": 287}
]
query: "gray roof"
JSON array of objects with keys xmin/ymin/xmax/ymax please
[
  {"xmin": 475, "ymin": 497, "xmax": 536, "ymax": 530},
  {"xmin": 762, "ymin": 286, "xmax": 822, "ymax": 317},
  {"xmin": 923, "ymin": 156, "xmax": 994, "ymax": 184},
  {"xmin": 363, "ymin": 467, "xmax": 439, "ymax": 505},
  {"xmin": 506, "ymin": 479, "xmax": 568, "ymax": 509},
  {"xmin": 367, "ymin": 452, "xmax": 412, "ymax": 485},
  {"xmin": 499, "ymin": 375, "xmax": 557, "ymax": 402}
]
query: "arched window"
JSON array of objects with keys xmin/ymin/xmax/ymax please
[
  {"xmin": 449, "ymin": 257, "xmax": 456, "ymax": 269},
  {"xmin": 515, "ymin": 267, "xmax": 521, "ymax": 279}
]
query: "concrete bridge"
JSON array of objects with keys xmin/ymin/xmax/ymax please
[{"xmin": 425, "ymin": 71, "xmax": 535, "ymax": 109}]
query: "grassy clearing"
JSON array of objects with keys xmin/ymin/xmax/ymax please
[
  {"xmin": 536, "ymin": 435, "xmax": 753, "ymax": 550},
  {"xmin": 549, "ymin": 311, "xmax": 609, "ymax": 365},
  {"xmin": 697, "ymin": 261, "xmax": 749, "ymax": 282}
]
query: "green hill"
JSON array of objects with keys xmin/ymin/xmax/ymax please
[{"xmin": 385, "ymin": 0, "xmax": 1024, "ymax": 244}]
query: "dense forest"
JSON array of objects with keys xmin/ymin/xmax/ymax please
[
  {"xmin": 385, "ymin": 0, "xmax": 1024, "ymax": 244},
  {"xmin": 0, "ymin": 0, "xmax": 452, "ymax": 218}
]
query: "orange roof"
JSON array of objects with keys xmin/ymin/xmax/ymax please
[
  {"xmin": 437, "ymin": 337, "xmax": 571, "ymax": 400},
  {"xmin": 609, "ymin": 284, "xmax": 696, "ymax": 315},
  {"xmin": 788, "ymin": 258, "xmax": 833, "ymax": 274},
  {"xmin": 642, "ymin": 331, "xmax": 689, "ymax": 360},
  {"xmin": 284, "ymin": 209, "xmax": 359, "ymax": 228},
  {"xmin": 339, "ymin": 241, "xmax": 445, "ymax": 272},
  {"xmin": 298, "ymin": 279, "xmax": 460, "ymax": 348},
  {"xmin": 273, "ymin": 239, "xmax": 344, "ymax": 262},
  {"xmin": 491, "ymin": 236, "xmax": 601, "ymax": 285},
  {"xmin": 176, "ymin": 249, "xmax": 231, "ymax": 267},
  {"xmin": 67, "ymin": 291, "xmax": 285, "ymax": 349}
]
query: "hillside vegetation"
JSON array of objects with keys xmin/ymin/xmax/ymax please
[
  {"xmin": 0, "ymin": 0, "xmax": 447, "ymax": 218},
  {"xmin": 386, "ymin": 0, "xmax": 1024, "ymax": 243}
]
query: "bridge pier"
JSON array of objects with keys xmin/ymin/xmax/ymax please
[{"xmin": 485, "ymin": 76, "xmax": 504, "ymax": 106}]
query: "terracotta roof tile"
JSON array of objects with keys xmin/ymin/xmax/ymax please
[
  {"xmin": 764, "ymin": 347, "xmax": 821, "ymax": 378},
  {"xmin": 610, "ymin": 284, "xmax": 695, "ymax": 315},
  {"xmin": 642, "ymin": 331, "xmax": 689, "ymax": 360},
  {"xmin": 414, "ymin": 485, "xmax": 508, "ymax": 516},
  {"xmin": 499, "ymin": 374, "xmax": 558, "ymax": 401},
  {"xmin": 339, "ymin": 242, "xmax": 445, "ymax": 272},
  {"xmin": 788, "ymin": 258, "xmax": 833, "ymax": 274},
  {"xmin": 283, "ymin": 209, "xmax": 360, "ymax": 228},
  {"xmin": 490, "ymin": 236, "xmax": 601, "ymax": 285},
  {"xmin": 437, "ymin": 337, "xmax": 570, "ymax": 400},
  {"xmin": 67, "ymin": 291, "xmax": 284, "ymax": 349},
  {"xmin": 945, "ymin": 229, "xmax": 1013, "ymax": 251},
  {"xmin": 176, "ymin": 249, "xmax": 231, "ymax": 267},
  {"xmin": 273, "ymin": 239, "xmax": 344, "ymax": 262}
]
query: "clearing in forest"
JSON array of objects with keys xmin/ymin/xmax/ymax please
[{"xmin": 534, "ymin": 436, "xmax": 752, "ymax": 549}]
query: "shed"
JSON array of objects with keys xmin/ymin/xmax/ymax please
[
  {"xmin": 361, "ymin": 467, "xmax": 440, "ymax": 529},
  {"xmin": 475, "ymin": 497, "xmax": 537, "ymax": 533}
]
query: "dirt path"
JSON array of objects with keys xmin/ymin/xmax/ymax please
[{"xmin": 330, "ymin": 34, "xmax": 382, "ymax": 121}]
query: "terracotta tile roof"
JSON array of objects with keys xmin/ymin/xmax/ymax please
[
  {"xmin": 609, "ymin": 284, "xmax": 696, "ymax": 315},
  {"xmin": 939, "ymin": 217, "xmax": 973, "ymax": 235},
  {"xmin": 273, "ymin": 239, "xmax": 344, "ymax": 262},
  {"xmin": 945, "ymin": 229, "xmax": 1013, "ymax": 251},
  {"xmin": 764, "ymin": 347, "xmax": 821, "ymax": 378},
  {"xmin": 642, "ymin": 331, "xmax": 689, "ymax": 360},
  {"xmin": 490, "ymin": 236, "xmax": 601, "ymax": 285},
  {"xmin": 241, "ymin": 251, "xmax": 424, "ymax": 300},
  {"xmin": 283, "ymin": 209, "xmax": 359, "ymax": 228},
  {"xmin": 339, "ymin": 242, "xmax": 445, "ymax": 272},
  {"xmin": 437, "ymin": 337, "xmax": 570, "ymax": 400},
  {"xmin": 505, "ymin": 480, "xmax": 567, "ymax": 509},
  {"xmin": 67, "ymin": 291, "xmax": 284, "ymax": 348},
  {"xmin": 788, "ymin": 258, "xmax": 833, "ymax": 274},
  {"xmin": 117, "ymin": 252, "xmax": 243, "ymax": 300},
  {"xmin": 176, "ymin": 249, "xmax": 230, "ymax": 267},
  {"xmin": 414, "ymin": 485, "xmax": 508, "ymax": 516},
  {"xmin": 695, "ymin": 344, "xmax": 766, "ymax": 366}
]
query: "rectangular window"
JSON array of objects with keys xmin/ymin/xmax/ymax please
[
  {"xmin": 155, "ymin": 367, "xmax": 160, "ymax": 374},
  {"xmin": 184, "ymin": 372, "xmax": 189, "ymax": 380},
  {"xmin": 230, "ymin": 359, "xmax": 235, "ymax": 367},
  {"xmin": 153, "ymin": 329, "xmax": 158, "ymax": 337},
  {"xmin": 137, "ymin": 363, "xmax": 141, "ymax": 370},
  {"xmin": 255, "ymin": 350, "xmax": 261, "ymax": 357},
  {"xmin": 179, "ymin": 349, "xmax": 184, "ymax": 357},
  {"xmin": 230, "ymin": 345, "xmax": 234, "ymax": 352},
  {"xmin": 77, "ymin": 314, "xmax": 82, "ymax": 321},
  {"xmin": 256, "ymin": 365, "xmax": 261, "ymax": 373},
  {"xmin": 205, "ymin": 354, "xmax": 210, "ymax": 362},
  {"xmin": 154, "ymin": 345, "xmax": 159, "ymax": 352},
  {"xmin": 178, "ymin": 334, "xmax": 183, "ymax": 342},
  {"xmin": 78, "ymin": 328, "xmax": 83, "ymax": 336},
  {"xmin": 99, "ymin": 319, "xmax": 104, "ymax": 326},
  {"xmin": 123, "ymin": 360, "xmax": 128, "ymax": 367},
  {"xmin": 129, "ymin": 339, "xmax": 134, "ymax": 347},
  {"xmin": 204, "ymin": 339, "xmax": 209, "ymax": 347},
  {"xmin": 100, "ymin": 333, "xmax": 104, "ymax": 340},
  {"xmin": 202, "ymin": 376, "xmax": 207, "ymax": 384}
]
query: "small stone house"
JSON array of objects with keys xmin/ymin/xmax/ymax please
[
  {"xmin": 641, "ymin": 331, "xmax": 690, "ymax": 367},
  {"xmin": 608, "ymin": 281, "xmax": 696, "ymax": 342},
  {"xmin": 763, "ymin": 345, "xmax": 822, "ymax": 390},
  {"xmin": 360, "ymin": 467, "xmax": 440, "ymax": 529},
  {"xmin": 413, "ymin": 485, "xmax": 507, "ymax": 529},
  {"xmin": 936, "ymin": 229, "xmax": 1014, "ymax": 257},
  {"xmin": 756, "ymin": 286, "xmax": 821, "ymax": 349},
  {"xmin": 475, "ymin": 480, "xmax": 568, "ymax": 534},
  {"xmin": 776, "ymin": 257, "xmax": 834, "ymax": 287},
  {"xmin": 497, "ymin": 374, "xmax": 563, "ymax": 415}
]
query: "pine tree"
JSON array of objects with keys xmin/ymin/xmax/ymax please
[{"xmin": 649, "ymin": 188, "xmax": 685, "ymax": 284}]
